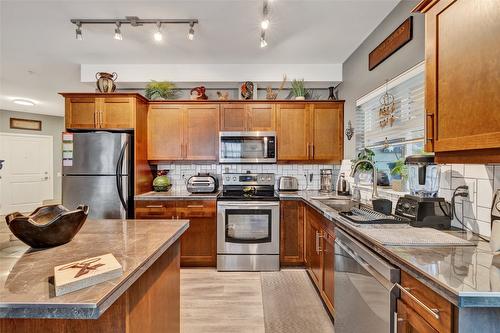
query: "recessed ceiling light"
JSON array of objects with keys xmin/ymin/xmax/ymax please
[{"xmin": 13, "ymin": 99, "xmax": 35, "ymax": 106}]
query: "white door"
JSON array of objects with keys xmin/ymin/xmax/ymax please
[{"xmin": 0, "ymin": 133, "xmax": 53, "ymax": 215}]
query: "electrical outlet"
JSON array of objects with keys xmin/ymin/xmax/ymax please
[{"xmin": 464, "ymin": 179, "xmax": 476, "ymax": 201}]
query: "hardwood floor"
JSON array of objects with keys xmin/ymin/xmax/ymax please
[{"xmin": 180, "ymin": 268, "xmax": 334, "ymax": 333}]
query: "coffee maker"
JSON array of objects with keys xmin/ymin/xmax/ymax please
[{"xmin": 394, "ymin": 155, "xmax": 451, "ymax": 229}]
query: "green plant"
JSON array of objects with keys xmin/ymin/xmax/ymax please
[
  {"xmin": 291, "ymin": 79, "xmax": 306, "ymax": 97},
  {"xmin": 144, "ymin": 81, "xmax": 178, "ymax": 100},
  {"xmin": 390, "ymin": 158, "xmax": 408, "ymax": 180},
  {"xmin": 351, "ymin": 148, "xmax": 375, "ymax": 172}
]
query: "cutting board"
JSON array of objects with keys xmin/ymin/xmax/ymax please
[
  {"xmin": 360, "ymin": 227, "xmax": 474, "ymax": 246},
  {"xmin": 54, "ymin": 253, "xmax": 123, "ymax": 296}
]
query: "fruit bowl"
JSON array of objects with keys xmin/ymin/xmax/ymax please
[{"xmin": 5, "ymin": 204, "xmax": 89, "ymax": 248}]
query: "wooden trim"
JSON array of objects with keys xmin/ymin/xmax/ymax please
[
  {"xmin": 435, "ymin": 148, "xmax": 500, "ymax": 164},
  {"xmin": 413, "ymin": 0, "xmax": 441, "ymax": 13}
]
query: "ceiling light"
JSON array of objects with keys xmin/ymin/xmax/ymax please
[
  {"xmin": 260, "ymin": 31, "xmax": 267, "ymax": 48},
  {"xmin": 13, "ymin": 99, "xmax": 35, "ymax": 106},
  {"xmin": 260, "ymin": 19, "xmax": 269, "ymax": 30},
  {"xmin": 75, "ymin": 22, "xmax": 83, "ymax": 40},
  {"xmin": 114, "ymin": 22, "xmax": 123, "ymax": 40},
  {"xmin": 153, "ymin": 22, "xmax": 163, "ymax": 41},
  {"xmin": 188, "ymin": 22, "xmax": 195, "ymax": 40}
]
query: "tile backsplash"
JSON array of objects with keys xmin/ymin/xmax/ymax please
[
  {"xmin": 157, "ymin": 163, "xmax": 340, "ymax": 191},
  {"xmin": 339, "ymin": 160, "xmax": 499, "ymax": 238}
]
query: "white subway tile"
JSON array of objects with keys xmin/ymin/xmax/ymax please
[
  {"xmin": 462, "ymin": 201, "xmax": 477, "ymax": 219},
  {"xmin": 476, "ymin": 179, "xmax": 494, "ymax": 208},
  {"xmin": 451, "ymin": 164, "xmax": 465, "ymax": 176},
  {"xmin": 440, "ymin": 165, "xmax": 452, "ymax": 190},
  {"xmin": 464, "ymin": 164, "xmax": 494, "ymax": 180},
  {"xmin": 495, "ymin": 166, "xmax": 500, "ymax": 191},
  {"xmin": 476, "ymin": 206, "xmax": 491, "ymax": 224}
]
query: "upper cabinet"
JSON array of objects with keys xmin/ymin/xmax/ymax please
[
  {"xmin": 277, "ymin": 102, "xmax": 344, "ymax": 162},
  {"xmin": 62, "ymin": 94, "xmax": 141, "ymax": 129},
  {"xmin": 220, "ymin": 103, "xmax": 275, "ymax": 131},
  {"xmin": 415, "ymin": 0, "xmax": 500, "ymax": 163},
  {"xmin": 148, "ymin": 103, "xmax": 219, "ymax": 161}
]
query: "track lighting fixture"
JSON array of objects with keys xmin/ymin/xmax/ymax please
[
  {"xmin": 260, "ymin": 31, "xmax": 267, "ymax": 48},
  {"xmin": 261, "ymin": 0, "xmax": 270, "ymax": 30},
  {"xmin": 75, "ymin": 21, "xmax": 83, "ymax": 40},
  {"xmin": 114, "ymin": 22, "xmax": 123, "ymax": 40},
  {"xmin": 153, "ymin": 22, "xmax": 163, "ymax": 42},
  {"xmin": 188, "ymin": 22, "xmax": 195, "ymax": 40},
  {"xmin": 70, "ymin": 17, "xmax": 199, "ymax": 43}
]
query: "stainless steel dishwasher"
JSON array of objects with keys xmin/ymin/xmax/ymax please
[{"xmin": 334, "ymin": 228, "xmax": 400, "ymax": 333}]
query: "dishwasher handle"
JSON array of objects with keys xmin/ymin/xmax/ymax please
[{"xmin": 392, "ymin": 283, "xmax": 440, "ymax": 320}]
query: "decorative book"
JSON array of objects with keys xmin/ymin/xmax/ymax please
[{"xmin": 54, "ymin": 253, "xmax": 123, "ymax": 296}]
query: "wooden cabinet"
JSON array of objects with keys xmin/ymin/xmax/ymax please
[
  {"xmin": 220, "ymin": 103, "xmax": 275, "ymax": 131},
  {"xmin": 277, "ymin": 102, "xmax": 344, "ymax": 162},
  {"xmin": 148, "ymin": 103, "xmax": 219, "ymax": 161},
  {"xmin": 134, "ymin": 200, "xmax": 217, "ymax": 267},
  {"xmin": 63, "ymin": 95, "xmax": 136, "ymax": 129},
  {"xmin": 415, "ymin": 0, "xmax": 500, "ymax": 163},
  {"xmin": 280, "ymin": 200, "xmax": 304, "ymax": 266},
  {"xmin": 305, "ymin": 205, "xmax": 335, "ymax": 316}
]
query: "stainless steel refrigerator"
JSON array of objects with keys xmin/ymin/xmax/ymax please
[{"xmin": 62, "ymin": 132, "xmax": 133, "ymax": 219}]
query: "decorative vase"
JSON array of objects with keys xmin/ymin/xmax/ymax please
[
  {"xmin": 153, "ymin": 170, "xmax": 171, "ymax": 192},
  {"xmin": 96, "ymin": 72, "xmax": 117, "ymax": 93},
  {"xmin": 240, "ymin": 81, "xmax": 254, "ymax": 100},
  {"xmin": 295, "ymin": 96, "xmax": 305, "ymax": 100}
]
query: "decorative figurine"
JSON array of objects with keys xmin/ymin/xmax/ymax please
[
  {"xmin": 190, "ymin": 86, "xmax": 208, "ymax": 100},
  {"xmin": 240, "ymin": 81, "xmax": 254, "ymax": 100},
  {"xmin": 265, "ymin": 74, "xmax": 287, "ymax": 100},
  {"xmin": 328, "ymin": 83, "xmax": 341, "ymax": 100},
  {"xmin": 345, "ymin": 120, "xmax": 354, "ymax": 140},
  {"xmin": 217, "ymin": 91, "xmax": 229, "ymax": 100}
]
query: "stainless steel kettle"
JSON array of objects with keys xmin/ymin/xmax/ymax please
[{"xmin": 336, "ymin": 173, "xmax": 350, "ymax": 196}]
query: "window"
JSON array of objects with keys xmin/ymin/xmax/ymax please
[{"xmin": 355, "ymin": 62, "xmax": 425, "ymax": 177}]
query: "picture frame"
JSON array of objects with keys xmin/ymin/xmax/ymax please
[{"xmin": 9, "ymin": 118, "xmax": 42, "ymax": 131}]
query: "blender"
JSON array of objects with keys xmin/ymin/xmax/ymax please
[{"xmin": 393, "ymin": 155, "xmax": 451, "ymax": 229}]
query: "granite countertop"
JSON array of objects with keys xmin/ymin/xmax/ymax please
[
  {"xmin": 0, "ymin": 219, "xmax": 189, "ymax": 319},
  {"xmin": 135, "ymin": 188, "xmax": 220, "ymax": 200},
  {"xmin": 279, "ymin": 191, "xmax": 500, "ymax": 308}
]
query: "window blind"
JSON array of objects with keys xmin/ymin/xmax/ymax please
[{"xmin": 355, "ymin": 65, "xmax": 425, "ymax": 152}]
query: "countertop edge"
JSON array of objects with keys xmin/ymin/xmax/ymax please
[{"xmin": 0, "ymin": 221, "xmax": 190, "ymax": 319}]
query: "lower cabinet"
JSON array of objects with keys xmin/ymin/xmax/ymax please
[
  {"xmin": 135, "ymin": 200, "xmax": 216, "ymax": 267},
  {"xmin": 280, "ymin": 200, "xmax": 305, "ymax": 266},
  {"xmin": 305, "ymin": 205, "xmax": 335, "ymax": 316}
]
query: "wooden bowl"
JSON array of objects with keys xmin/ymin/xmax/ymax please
[{"xmin": 5, "ymin": 204, "xmax": 89, "ymax": 248}]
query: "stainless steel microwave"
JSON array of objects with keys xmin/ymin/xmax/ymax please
[{"xmin": 219, "ymin": 131, "xmax": 276, "ymax": 163}]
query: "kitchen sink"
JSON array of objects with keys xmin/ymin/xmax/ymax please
[{"xmin": 313, "ymin": 198, "xmax": 354, "ymax": 211}]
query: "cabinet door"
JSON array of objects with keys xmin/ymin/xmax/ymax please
[
  {"xmin": 177, "ymin": 200, "xmax": 216, "ymax": 267},
  {"xmin": 321, "ymin": 230, "xmax": 335, "ymax": 315},
  {"xmin": 248, "ymin": 103, "xmax": 276, "ymax": 131},
  {"xmin": 424, "ymin": 0, "xmax": 500, "ymax": 154},
  {"xmin": 65, "ymin": 97, "xmax": 98, "ymax": 129},
  {"xmin": 184, "ymin": 104, "xmax": 219, "ymax": 160},
  {"xmin": 311, "ymin": 103, "xmax": 343, "ymax": 162},
  {"xmin": 277, "ymin": 103, "xmax": 310, "ymax": 161},
  {"xmin": 99, "ymin": 97, "xmax": 134, "ymax": 129},
  {"xmin": 397, "ymin": 300, "xmax": 438, "ymax": 333},
  {"xmin": 305, "ymin": 207, "xmax": 322, "ymax": 288},
  {"xmin": 147, "ymin": 104, "xmax": 184, "ymax": 160},
  {"xmin": 220, "ymin": 103, "xmax": 247, "ymax": 131},
  {"xmin": 280, "ymin": 200, "xmax": 304, "ymax": 266}
]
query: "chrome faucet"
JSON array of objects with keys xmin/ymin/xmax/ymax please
[{"xmin": 350, "ymin": 159, "xmax": 379, "ymax": 199}]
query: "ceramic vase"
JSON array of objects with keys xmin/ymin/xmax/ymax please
[{"xmin": 96, "ymin": 72, "xmax": 117, "ymax": 93}]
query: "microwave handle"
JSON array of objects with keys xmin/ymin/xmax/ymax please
[{"xmin": 264, "ymin": 137, "xmax": 268, "ymax": 158}]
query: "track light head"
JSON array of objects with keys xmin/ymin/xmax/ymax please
[
  {"xmin": 260, "ymin": 31, "xmax": 267, "ymax": 48},
  {"xmin": 188, "ymin": 22, "xmax": 195, "ymax": 40},
  {"xmin": 114, "ymin": 22, "xmax": 123, "ymax": 40},
  {"xmin": 153, "ymin": 22, "xmax": 163, "ymax": 41},
  {"xmin": 75, "ymin": 22, "xmax": 83, "ymax": 40},
  {"xmin": 260, "ymin": 19, "xmax": 269, "ymax": 30}
]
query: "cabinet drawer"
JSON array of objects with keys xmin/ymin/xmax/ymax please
[
  {"xmin": 176, "ymin": 200, "xmax": 216, "ymax": 218},
  {"xmin": 400, "ymin": 271, "xmax": 452, "ymax": 332},
  {"xmin": 135, "ymin": 200, "xmax": 176, "ymax": 219}
]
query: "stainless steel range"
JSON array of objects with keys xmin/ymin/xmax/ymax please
[{"xmin": 217, "ymin": 172, "xmax": 280, "ymax": 271}]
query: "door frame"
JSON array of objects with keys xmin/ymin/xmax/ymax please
[{"xmin": 0, "ymin": 132, "xmax": 54, "ymax": 214}]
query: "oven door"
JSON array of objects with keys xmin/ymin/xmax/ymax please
[
  {"xmin": 217, "ymin": 201, "xmax": 279, "ymax": 254},
  {"xmin": 219, "ymin": 131, "xmax": 276, "ymax": 163}
]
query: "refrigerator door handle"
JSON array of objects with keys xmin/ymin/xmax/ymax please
[{"xmin": 116, "ymin": 141, "xmax": 128, "ymax": 211}]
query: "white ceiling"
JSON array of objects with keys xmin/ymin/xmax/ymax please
[{"xmin": 0, "ymin": 0, "xmax": 398, "ymax": 116}]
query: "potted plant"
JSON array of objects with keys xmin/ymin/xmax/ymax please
[
  {"xmin": 351, "ymin": 148, "xmax": 375, "ymax": 184},
  {"xmin": 291, "ymin": 79, "xmax": 306, "ymax": 100},
  {"xmin": 145, "ymin": 81, "xmax": 178, "ymax": 100},
  {"xmin": 390, "ymin": 158, "xmax": 408, "ymax": 192}
]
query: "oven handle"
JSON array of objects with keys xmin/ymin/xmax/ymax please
[{"xmin": 218, "ymin": 202, "xmax": 279, "ymax": 207}]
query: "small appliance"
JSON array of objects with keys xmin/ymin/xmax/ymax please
[
  {"xmin": 219, "ymin": 131, "xmax": 276, "ymax": 163},
  {"xmin": 405, "ymin": 155, "xmax": 440, "ymax": 198},
  {"xmin": 336, "ymin": 173, "xmax": 350, "ymax": 196},
  {"xmin": 278, "ymin": 176, "xmax": 298, "ymax": 192},
  {"xmin": 217, "ymin": 172, "xmax": 279, "ymax": 271},
  {"xmin": 186, "ymin": 173, "xmax": 219, "ymax": 193},
  {"xmin": 490, "ymin": 189, "xmax": 500, "ymax": 252},
  {"xmin": 394, "ymin": 195, "xmax": 451, "ymax": 229},
  {"xmin": 320, "ymin": 169, "xmax": 333, "ymax": 193}
]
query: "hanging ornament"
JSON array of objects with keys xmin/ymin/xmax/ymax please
[{"xmin": 378, "ymin": 80, "xmax": 396, "ymax": 128}]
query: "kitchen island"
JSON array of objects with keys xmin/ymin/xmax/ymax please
[{"xmin": 0, "ymin": 219, "xmax": 189, "ymax": 333}]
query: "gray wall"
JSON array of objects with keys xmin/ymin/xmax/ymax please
[
  {"xmin": 0, "ymin": 110, "xmax": 64, "ymax": 202},
  {"xmin": 339, "ymin": 0, "xmax": 424, "ymax": 159}
]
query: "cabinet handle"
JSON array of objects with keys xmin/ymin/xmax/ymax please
[
  {"xmin": 315, "ymin": 231, "xmax": 322, "ymax": 254},
  {"xmin": 99, "ymin": 110, "xmax": 104, "ymax": 127},
  {"xmin": 187, "ymin": 205, "xmax": 204, "ymax": 208},
  {"xmin": 94, "ymin": 111, "xmax": 98, "ymax": 127},
  {"xmin": 311, "ymin": 144, "xmax": 315, "ymax": 159},
  {"xmin": 394, "ymin": 283, "xmax": 440, "ymax": 320},
  {"xmin": 307, "ymin": 144, "xmax": 311, "ymax": 159},
  {"xmin": 425, "ymin": 114, "xmax": 434, "ymax": 143},
  {"xmin": 145, "ymin": 205, "xmax": 163, "ymax": 208}
]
